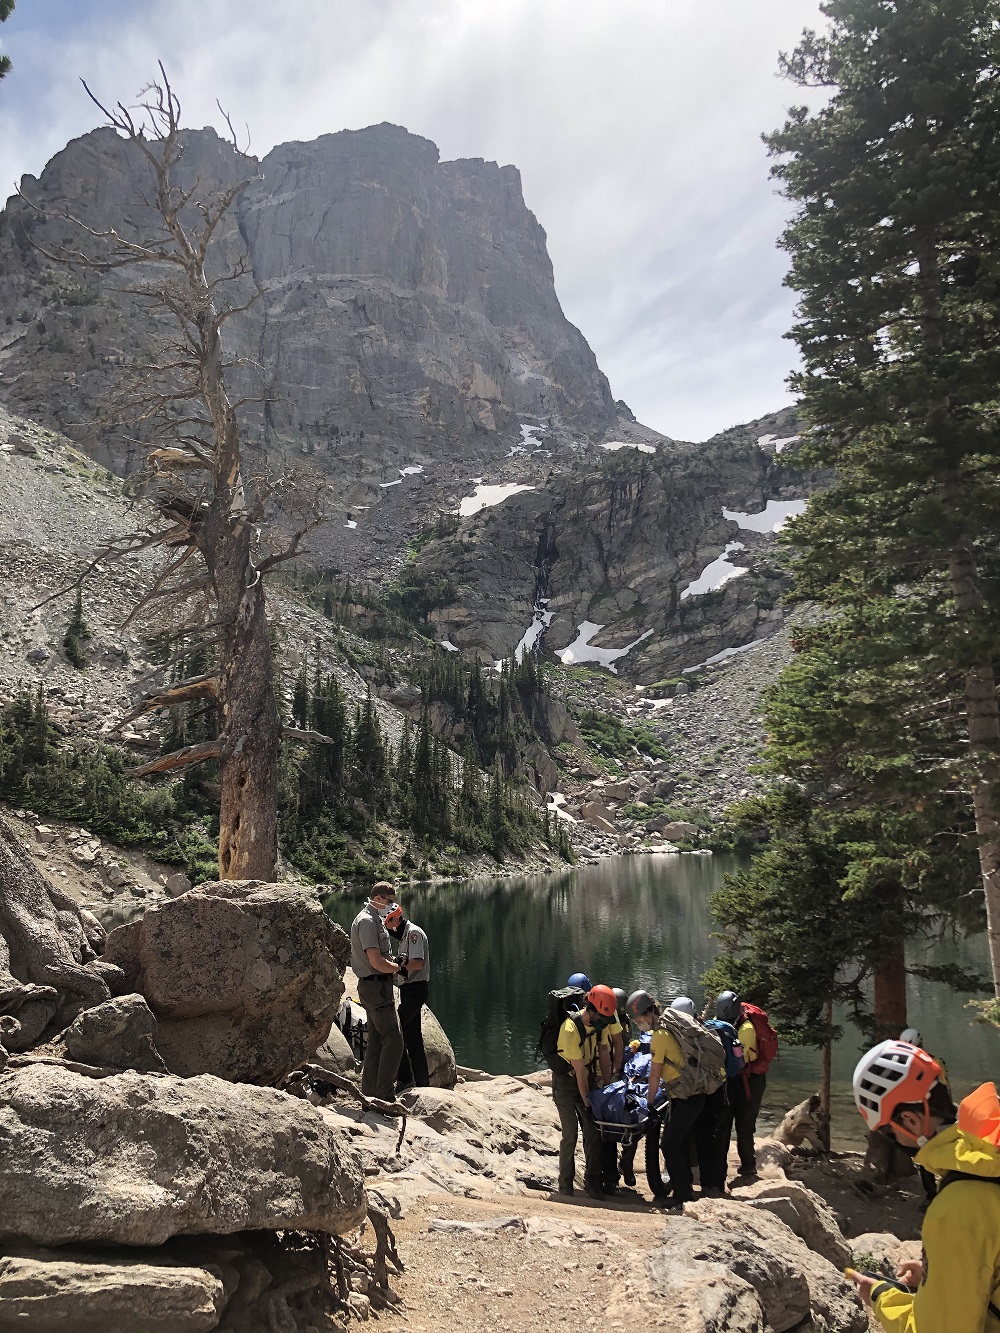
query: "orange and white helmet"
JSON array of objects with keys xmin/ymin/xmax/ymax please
[{"xmin": 853, "ymin": 1040, "xmax": 942, "ymax": 1132}]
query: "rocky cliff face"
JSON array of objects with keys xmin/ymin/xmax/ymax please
[
  {"xmin": 0, "ymin": 123, "xmax": 617, "ymax": 537},
  {"xmin": 0, "ymin": 121, "xmax": 814, "ymax": 679}
]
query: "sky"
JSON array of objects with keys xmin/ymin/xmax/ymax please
[{"xmin": 0, "ymin": 0, "xmax": 826, "ymax": 441}]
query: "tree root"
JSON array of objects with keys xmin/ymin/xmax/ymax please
[{"xmin": 284, "ymin": 1063, "xmax": 409, "ymax": 1155}]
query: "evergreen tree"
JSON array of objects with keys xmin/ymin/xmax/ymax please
[
  {"xmin": 291, "ymin": 663, "xmax": 309, "ymax": 730},
  {"xmin": 63, "ymin": 586, "xmax": 90, "ymax": 670},
  {"xmin": 0, "ymin": 0, "xmax": 13, "ymax": 82},
  {"xmin": 769, "ymin": 0, "xmax": 1000, "ymax": 992}
]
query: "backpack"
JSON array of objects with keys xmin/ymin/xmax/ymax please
[
  {"xmin": 655, "ymin": 1009, "xmax": 726, "ymax": 1099},
  {"xmin": 537, "ymin": 986, "xmax": 588, "ymax": 1072},
  {"xmin": 741, "ymin": 1003, "xmax": 779, "ymax": 1073},
  {"xmin": 705, "ymin": 1018, "xmax": 746, "ymax": 1080}
]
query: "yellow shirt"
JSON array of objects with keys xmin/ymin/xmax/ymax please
[
  {"xmin": 557, "ymin": 1014, "xmax": 622, "ymax": 1068},
  {"xmin": 738, "ymin": 1018, "xmax": 757, "ymax": 1065},
  {"xmin": 649, "ymin": 1027, "xmax": 684, "ymax": 1085}
]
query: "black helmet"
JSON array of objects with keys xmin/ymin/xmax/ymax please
[
  {"xmin": 626, "ymin": 989, "xmax": 657, "ymax": 1022},
  {"xmin": 715, "ymin": 990, "xmax": 741, "ymax": 1024},
  {"xmin": 612, "ymin": 987, "xmax": 628, "ymax": 1016}
]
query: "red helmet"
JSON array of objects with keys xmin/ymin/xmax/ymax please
[
  {"xmin": 587, "ymin": 984, "xmax": 618, "ymax": 1018},
  {"xmin": 383, "ymin": 903, "xmax": 404, "ymax": 930}
]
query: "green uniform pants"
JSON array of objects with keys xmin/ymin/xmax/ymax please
[
  {"xmin": 551, "ymin": 1069, "xmax": 602, "ymax": 1194},
  {"xmin": 357, "ymin": 974, "xmax": 403, "ymax": 1102}
]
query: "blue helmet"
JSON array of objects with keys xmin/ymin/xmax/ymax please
[
  {"xmin": 568, "ymin": 972, "xmax": 592, "ymax": 992},
  {"xmin": 715, "ymin": 990, "xmax": 741, "ymax": 1025}
]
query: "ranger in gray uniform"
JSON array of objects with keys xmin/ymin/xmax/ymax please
[
  {"xmin": 385, "ymin": 903, "xmax": 430, "ymax": 1091},
  {"xmin": 349, "ymin": 881, "xmax": 403, "ymax": 1101}
]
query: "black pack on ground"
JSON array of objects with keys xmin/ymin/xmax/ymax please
[{"xmin": 537, "ymin": 986, "xmax": 588, "ymax": 1071}]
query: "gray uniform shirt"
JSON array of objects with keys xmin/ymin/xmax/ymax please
[
  {"xmin": 350, "ymin": 904, "xmax": 391, "ymax": 979},
  {"xmin": 398, "ymin": 922, "xmax": 429, "ymax": 985}
]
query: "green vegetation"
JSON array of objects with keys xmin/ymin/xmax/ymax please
[
  {"xmin": 0, "ymin": 687, "xmax": 218, "ymax": 881},
  {"xmin": 63, "ymin": 587, "xmax": 90, "ymax": 669},
  {"xmin": 576, "ymin": 709, "xmax": 667, "ymax": 763}
]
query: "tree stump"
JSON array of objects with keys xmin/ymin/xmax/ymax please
[{"xmin": 0, "ymin": 813, "xmax": 122, "ymax": 1049}]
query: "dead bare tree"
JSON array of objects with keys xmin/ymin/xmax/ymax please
[{"xmin": 22, "ymin": 67, "xmax": 326, "ymax": 881}]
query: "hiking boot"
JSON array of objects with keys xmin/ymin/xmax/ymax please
[
  {"xmin": 700, "ymin": 1186, "xmax": 726, "ymax": 1198},
  {"xmin": 622, "ymin": 1167, "xmax": 637, "ymax": 1187},
  {"xmin": 584, "ymin": 1184, "xmax": 606, "ymax": 1202},
  {"xmin": 556, "ymin": 1183, "xmax": 574, "ymax": 1197}
]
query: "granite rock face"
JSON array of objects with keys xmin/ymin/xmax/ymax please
[
  {"xmin": 61, "ymin": 994, "xmax": 167, "ymax": 1073},
  {"xmin": 104, "ymin": 880, "xmax": 349, "ymax": 1083},
  {"xmin": 0, "ymin": 1064, "xmax": 367, "ymax": 1246}
]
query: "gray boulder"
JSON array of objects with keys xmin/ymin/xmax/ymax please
[
  {"xmin": 657, "ymin": 1216, "xmax": 809, "ymax": 1333},
  {"xmin": 423, "ymin": 1005, "xmax": 457, "ymax": 1089},
  {"xmin": 733, "ymin": 1178, "xmax": 852, "ymax": 1269},
  {"xmin": 313, "ymin": 1021, "xmax": 357, "ymax": 1076},
  {"xmin": 61, "ymin": 994, "xmax": 167, "ymax": 1072},
  {"xmin": 0, "ymin": 1064, "xmax": 366, "ymax": 1246},
  {"xmin": 685, "ymin": 1197, "xmax": 866, "ymax": 1332},
  {"xmin": 104, "ymin": 880, "xmax": 350, "ymax": 1084},
  {"xmin": 0, "ymin": 1248, "xmax": 227, "ymax": 1332},
  {"xmin": 647, "ymin": 817, "xmax": 700, "ymax": 839}
]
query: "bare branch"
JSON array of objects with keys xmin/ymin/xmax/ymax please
[
  {"xmin": 116, "ymin": 673, "xmax": 219, "ymax": 729},
  {"xmin": 283, "ymin": 727, "xmax": 337, "ymax": 746},
  {"xmin": 128, "ymin": 738, "xmax": 222, "ymax": 779}
]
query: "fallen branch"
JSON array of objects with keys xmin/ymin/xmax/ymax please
[
  {"xmin": 295, "ymin": 1064, "xmax": 409, "ymax": 1155},
  {"xmin": 129, "ymin": 738, "xmax": 222, "ymax": 778}
]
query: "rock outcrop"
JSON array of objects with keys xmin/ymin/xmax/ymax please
[
  {"xmin": 103, "ymin": 880, "xmax": 349, "ymax": 1083},
  {"xmin": 0, "ymin": 1063, "xmax": 367, "ymax": 1246}
]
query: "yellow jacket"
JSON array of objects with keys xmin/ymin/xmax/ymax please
[{"xmin": 873, "ymin": 1086, "xmax": 1000, "ymax": 1333}]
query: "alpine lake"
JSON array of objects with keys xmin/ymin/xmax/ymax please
[{"xmin": 324, "ymin": 852, "xmax": 1000, "ymax": 1147}]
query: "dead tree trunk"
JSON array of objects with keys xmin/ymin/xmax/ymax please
[
  {"xmin": 949, "ymin": 541, "xmax": 1000, "ymax": 997},
  {"xmin": 0, "ymin": 814, "xmax": 122, "ymax": 1050},
  {"xmin": 24, "ymin": 70, "xmax": 324, "ymax": 882},
  {"xmin": 872, "ymin": 879, "xmax": 908, "ymax": 1040}
]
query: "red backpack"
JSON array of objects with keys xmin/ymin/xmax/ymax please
[{"xmin": 741, "ymin": 1003, "xmax": 778, "ymax": 1073}]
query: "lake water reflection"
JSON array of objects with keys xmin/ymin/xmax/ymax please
[{"xmin": 325, "ymin": 853, "xmax": 999, "ymax": 1145}]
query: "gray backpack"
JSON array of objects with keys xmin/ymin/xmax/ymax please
[{"xmin": 655, "ymin": 1009, "xmax": 726, "ymax": 1099}]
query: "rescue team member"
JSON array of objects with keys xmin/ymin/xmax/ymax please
[
  {"xmin": 349, "ymin": 882, "xmax": 403, "ymax": 1102},
  {"xmin": 553, "ymin": 984, "xmax": 622, "ymax": 1202},
  {"xmin": 849, "ymin": 1038, "xmax": 1000, "ymax": 1331},
  {"xmin": 716, "ymin": 990, "xmax": 765, "ymax": 1179},
  {"xmin": 627, "ymin": 989, "xmax": 701, "ymax": 1206},
  {"xmin": 385, "ymin": 902, "xmax": 430, "ymax": 1092}
]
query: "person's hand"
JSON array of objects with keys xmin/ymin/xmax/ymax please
[
  {"xmin": 847, "ymin": 1271, "xmax": 880, "ymax": 1309},
  {"xmin": 896, "ymin": 1258, "xmax": 922, "ymax": 1288}
]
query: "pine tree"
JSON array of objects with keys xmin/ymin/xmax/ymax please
[
  {"xmin": 769, "ymin": 0, "xmax": 1000, "ymax": 992},
  {"xmin": 0, "ymin": 0, "xmax": 13, "ymax": 81},
  {"xmin": 63, "ymin": 586, "xmax": 90, "ymax": 670}
]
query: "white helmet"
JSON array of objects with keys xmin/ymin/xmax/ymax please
[
  {"xmin": 852, "ymin": 1039, "xmax": 941, "ymax": 1132},
  {"xmin": 899, "ymin": 1027, "xmax": 922, "ymax": 1046}
]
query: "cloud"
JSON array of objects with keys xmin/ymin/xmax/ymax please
[{"xmin": 0, "ymin": 0, "xmax": 825, "ymax": 440}]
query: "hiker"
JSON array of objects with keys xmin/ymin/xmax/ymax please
[
  {"xmin": 849, "ymin": 1040, "xmax": 1000, "ymax": 1330},
  {"xmin": 626, "ymin": 989, "xmax": 726, "ymax": 1207},
  {"xmin": 714, "ymin": 990, "xmax": 776, "ymax": 1181},
  {"xmin": 549, "ymin": 983, "xmax": 623, "ymax": 1201},
  {"xmin": 385, "ymin": 902, "xmax": 430, "ymax": 1093},
  {"xmin": 897, "ymin": 1029, "xmax": 951, "ymax": 1208},
  {"xmin": 349, "ymin": 881, "xmax": 403, "ymax": 1102},
  {"xmin": 600, "ymin": 986, "xmax": 634, "ymax": 1193},
  {"xmin": 673, "ymin": 995, "xmax": 728, "ymax": 1197}
]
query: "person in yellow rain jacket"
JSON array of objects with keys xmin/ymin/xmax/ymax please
[{"xmin": 850, "ymin": 1038, "xmax": 1000, "ymax": 1332}]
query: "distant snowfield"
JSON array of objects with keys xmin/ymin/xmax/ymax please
[
  {"xmin": 547, "ymin": 792, "xmax": 577, "ymax": 823},
  {"xmin": 513, "ymin": 600, "xmax": 554, "ymax": 662},
  {"xmin": 683, "ymin": 638, "xmax": 767, "ymax": 673},
  {"xmin": 458, "ymin": 481, "xmax": 535, "ymax": 517},
  {"xmin": 600, "ymin": 440, "xmax": 656, "ymax": 455},
  {"xmin": 439, "ymin": 639, "xmax": 459, "ymax": 652},
  {"xmin": 757, "ymin": 434, "xmax": 801, "ymax": 454},
  {"xmin": 380, "ymin": 464, "xmax": 424, "ymax": 488},
  {"xmin": 557, "ymin": 621, "xmax": 653, "ymax": 673},
  {"xmin": 723, "ymin": 498, "xmax": 807, "ymax": 533},
  {"xmin": 681, "ymin": 542, "xmax": 747, "ymax": 599}
]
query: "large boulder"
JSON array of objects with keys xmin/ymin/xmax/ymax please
[
  {"xmin": 731, "ymin": 1178, "xmax": 852, "ymax": 1269},
  {"xmin": 104, "ymin": 880, "xmax": 350, "ymax": 1083},
  {"xmin": 422, "ymin": 1005, "xmax": 457, "ymax": 1089},
  {"xmin": 656, "ymin": 1216, "xmax": 809, "ymax": 1333},
  {"xmin": 0, "ymin": 1248, "xmax": 227, "ymax": 1333},
  {"xmin": 61, "ymin": 994, "xmax": 167, "ymax": 1073},
  {"xmin": 313, "ymin": 1021, "xmax": 357, "ymax": 1076},
  {"xmin": 685, "ymin": 1197, "xmax": 866, "ymax": 1333},
  {"xmin": 0, "ymin": 1064, "xmax": 366, "ymax": 1246}
]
